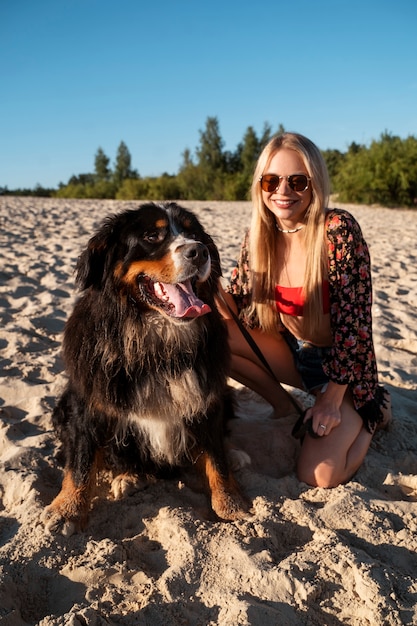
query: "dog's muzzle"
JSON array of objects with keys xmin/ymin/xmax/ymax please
[{"xmin": 140, "ymin": 241, "xmax": 212, "ymax": 319}]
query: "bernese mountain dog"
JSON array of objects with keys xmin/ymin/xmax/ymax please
[{"xmin": 43, "ymin": 201, "xmax": 248, "ymax": 534}]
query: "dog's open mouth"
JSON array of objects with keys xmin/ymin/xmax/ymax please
[{"xmin": 141, "ymin": 277, "xmax": 212, "ymax": 319}]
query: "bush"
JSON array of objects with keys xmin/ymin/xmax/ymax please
[
  {"xmin": 333, "ymin": 133, "xmax": 417, "ymax": 207},
  {"xmin": 55, "ymin": 183, "xmax": 88, "ymax": 198},
  {"xmin": 55, "ymin": 180, "xmax": 117, "ymax": 199},
  {"xmin": 116, "ymin": 178, "xmax": 150, "ymax": 200},
  {"xmin": 146, "ymin": 174, "xmax": 182, "ymax": 200}
]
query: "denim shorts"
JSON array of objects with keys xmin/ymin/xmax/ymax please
[{"xmin": 281, "ymin": 328, "xmax": 332, "ymax": 393}]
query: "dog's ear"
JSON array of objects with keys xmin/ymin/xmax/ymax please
[{"xmin": 75, "ymin": 218, "xmax": 115, "ymax": 290}]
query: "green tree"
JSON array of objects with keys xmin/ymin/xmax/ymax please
[
  {"xmin": 321, "ymin": 149, "xmax": 345, "ymax": 192},
  {"xmin": 68, "ymin": 173, "xmax": 95, "ymax": 186},
  {"xmin": 177, "ymin": 148, "xmax": 202, "ymax": 199},
  {"xmin": 239, "ymin": 126, "xmax": 260, "ymax": 175},
  {"xmin": 222, "ymin": 122, "xmax": 277, "ymax": 200},
  {"xmin": 116, "ymin": 178, "xmax": 150, "ymax": 200},
  {"xmin": 195, "ymin": 116, "xmax": 225, "ymax": 171},
  {"xmin": 192, "ymin": 116, "xmax": 226, "ymax": 199},
  {"xmin": 116, "ymin": 174, "xmax": 181, "ymax": 200},
  {"xmin": 177, "ymin": 138, "xmax": 219, "ymax": 200},
  {"xmin": 94, "ymin": 147, "xmax": 111, "ymax": 181},
  {"xmin": 113, "ymin": 141, "xmax": 137, "ymax": 184},
  {"xmin": 147, "ymin": 174, "xmax": 181, "ymax": 200},
  {"xmin": 55, "ymin": 183, "xmax": 89, "ymax": 198},
  {"xmin": 333, "ymin": 133, "xmax": 417, "ymax": 207},
  {"xmin": 223, "ymin": 126, "xmax": 260, "ymax": 200}
]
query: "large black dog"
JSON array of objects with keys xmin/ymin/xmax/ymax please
[{"xmin": 43, "ymin": 202, "xmax": 248, "ymax": 534}]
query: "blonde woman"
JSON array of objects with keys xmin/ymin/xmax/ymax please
[{"xmin": 219, "ymin": 132, "xmax": 390, "ymax": 488}]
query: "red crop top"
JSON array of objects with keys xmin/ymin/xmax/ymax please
[{"xmin": 275, "ymin": 281, "xmax": 330, "ymax": 316}]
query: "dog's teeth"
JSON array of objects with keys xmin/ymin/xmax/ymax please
[
  {"xmin": 154, "ymin": 282, "xmax": 169, "ymax": 301},
  {"xmin": 154, "ymin": 282, "xmax": 164, "ymax": 297}
]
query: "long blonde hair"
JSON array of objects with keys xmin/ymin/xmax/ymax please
[{"xmin": 249, "ymin": 132, "xmax": 330, "ymax": 337}]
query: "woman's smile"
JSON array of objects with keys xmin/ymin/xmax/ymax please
[{"xmin": 273, "ymin": 198, "xmax": 298, "ymax": 209}]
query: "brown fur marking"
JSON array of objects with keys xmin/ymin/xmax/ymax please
[
  {"xmin": 47, "ymin": 470, "xmax": 94, "ymax": 529},
  {"xmin": 196, "ymin": 452, "xmax": 248, "ymax": 521},
  {"xmin": 121, "ymin": 257, "xmax": 176, "ymax": 285}
]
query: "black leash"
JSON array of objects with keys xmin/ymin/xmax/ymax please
[
  {"xmin": 220, "ymin": 296, "xmax": 303, "ymax": 416},
  {"xmin": 220, "ymin": 293, "xmax": 317, "ymax": 440}
]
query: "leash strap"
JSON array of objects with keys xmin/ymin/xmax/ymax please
[{"xmin": 220, "ymin": 293, "xmax": 304, "ymax": 418}]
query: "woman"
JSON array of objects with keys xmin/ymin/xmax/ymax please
[{"xmin": 218, "ymin": 132, "xmax": 390, "ymax": 488}]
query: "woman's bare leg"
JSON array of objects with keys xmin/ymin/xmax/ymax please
[
  {"xmin": 230, "ymin": 355, "xmax": 298, "ymax": 416},
  {"xmin": 297, "ymin": 393, "xmax": 373, "ymax": 487},
  {"xmin": 225, "ymin": 319, "xmax": 303, "ymax": 416},
  {"xmin": 218, "ymin": 289, "xmax": 387, "ymax": 487}
]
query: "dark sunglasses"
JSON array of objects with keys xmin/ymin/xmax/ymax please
[{"xmin": 259, "ymin": 173, "xmax": 311, "ymax": 193}]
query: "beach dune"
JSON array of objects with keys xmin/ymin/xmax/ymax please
[{"xmin": 1, "ymin": 197, "xmax": 416, "ymax": 625}]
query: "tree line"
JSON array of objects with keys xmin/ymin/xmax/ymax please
[{"xmin": 2, "ymin": 119, "xmax": 417, "ymax": 207}]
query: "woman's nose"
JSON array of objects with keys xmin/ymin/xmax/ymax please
[{"xmin": 275, "ymin": 177, "xmax": 291, "ymax": 193}]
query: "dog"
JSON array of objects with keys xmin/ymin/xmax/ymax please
[{"xmin": 43, "ymin": 201, "xmax": 248, "ymax": 534}]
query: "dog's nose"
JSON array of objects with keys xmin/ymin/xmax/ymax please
[{"xmin": 182, "ymin": 242, "xmax": 209, "ymax": 268}]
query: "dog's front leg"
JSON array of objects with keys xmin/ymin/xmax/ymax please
[
  {"xmin": 194, "ymin": 451, "xmax": 249, "ymax": 521},
  {"xmin": 43, "ymin": 452, "xmax": 101, "ymax": 536}
]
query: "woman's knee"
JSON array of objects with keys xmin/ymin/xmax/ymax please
[{"xmin": 297, "ymin": 459, "xmax": 344, "ymax": 488}]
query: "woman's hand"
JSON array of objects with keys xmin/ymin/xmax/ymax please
[{"xmin": 304, "ymin": 382, "xmax": 347, "ymax": 437}]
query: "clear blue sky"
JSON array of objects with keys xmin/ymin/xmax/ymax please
[{"xmin": 2, "ymin": 0, "xmax": 416, "ymax": 189}]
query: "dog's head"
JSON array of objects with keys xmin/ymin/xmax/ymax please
[{"xmin": 76, "ymin": 202, "xmax": 222, "ymax": 320}]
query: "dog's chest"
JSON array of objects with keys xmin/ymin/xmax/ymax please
[
  {"xmin": 127, "ymin": 370, "xmax": 213, "ymax": 465},
  {"xmin": 122, "ymin": 318, "xmax": 217, "ymax": 464}
]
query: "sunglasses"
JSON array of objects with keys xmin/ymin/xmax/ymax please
[{"xmin": 259, "ymin": 173, "xmax": 311, "ymax": 193}]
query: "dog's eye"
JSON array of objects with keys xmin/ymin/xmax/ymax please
[
  {"xmin": 144, "ymin": 229, "xmax": 165, "ymax": 243},
  {"xmin": 182, "ymin": 231, "xmax": 197, "ymax": 240}
]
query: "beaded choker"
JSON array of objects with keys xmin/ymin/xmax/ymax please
[{"xmin": 276, "ymin": 224, "xmax": 305, "ymax": 234}]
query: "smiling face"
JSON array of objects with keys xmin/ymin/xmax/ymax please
[{"xmin": 261, "ymin": 148, "xmax": 312, "ymax": 230}]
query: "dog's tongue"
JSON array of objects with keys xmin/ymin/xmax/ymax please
[{"xmin": 158, "ymin": 280, "xmax": 211, "ymax": 318}]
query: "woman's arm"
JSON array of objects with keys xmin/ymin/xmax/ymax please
[
  {"xmin": 322, "ymin": 209, "xmax": 384, "ymax": 431},
  {"xmin": 324, "ymin": 210, "xmax": 376, "ymax": 388}
]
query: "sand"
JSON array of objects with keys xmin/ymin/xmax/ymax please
[{"xmin": 0, "ymin": 196, "xmax": 416, "ymax": 626}]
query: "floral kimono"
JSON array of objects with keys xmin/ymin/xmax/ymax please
[{"xmin": 227, "ymin": 209, "xmax": 387, "ymax": 431}]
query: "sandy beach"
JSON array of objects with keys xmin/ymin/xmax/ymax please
[{"xmin": 1, "ymin": 196, "xmax": 416, "ymax": 626}]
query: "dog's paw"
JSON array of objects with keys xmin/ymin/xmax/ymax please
[
  {"xmin": 110, "ymin": 473, "xmax": 150, "ymax": 500},
  {"xmin": 227, "ymin": 448, "xmax": 251, "ymax": 472},
  {"xmin": 211, "ymin": 488, "xmax": 252, "ymax": 522},
  {"xmin": 41, "ymin": 506, "xmax": 77, "ymax": 537}
]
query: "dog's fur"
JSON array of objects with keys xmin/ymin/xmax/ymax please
[{"xmin": 43, "ymin": 202, "xmax": 248, "ymax": 534}]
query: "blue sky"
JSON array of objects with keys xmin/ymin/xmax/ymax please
[{"xmin": 1, "ymin": 0, "xmax": 416, "ymax": 189}]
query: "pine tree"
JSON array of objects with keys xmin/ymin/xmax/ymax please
[
  {"xmin": 114, "ymin": 141, "xmax": 137, "ymax": 184},
  {"xmin": 195, "ymin": 117, "xmax": 225, "ymax": 172},
  {"xmin": 94, "ymin": 147, "xmax": 111, "ymax": 181}
]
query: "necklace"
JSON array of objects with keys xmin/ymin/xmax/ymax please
[{"xmin": 276, "ymin": 223, "xmax": 305, "ymax": 234}]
